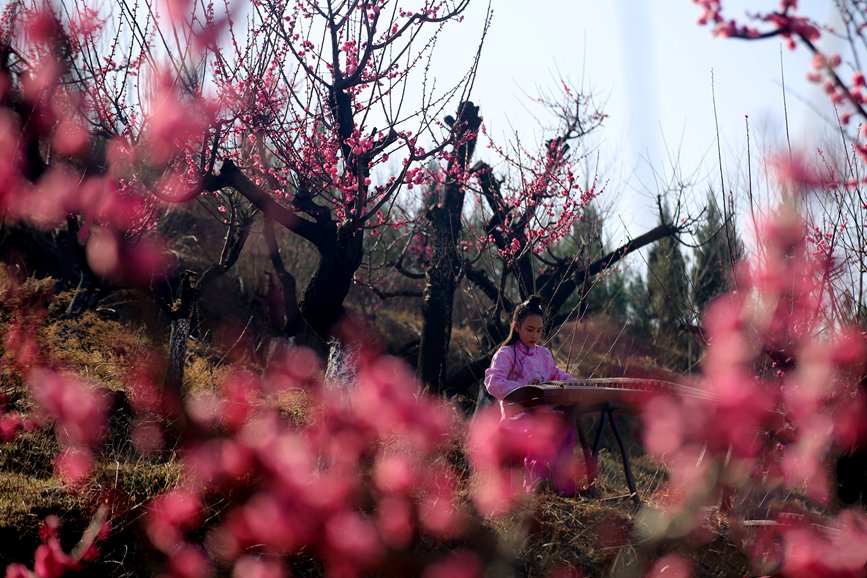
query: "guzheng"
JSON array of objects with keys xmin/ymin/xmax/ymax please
[
  {"xmin": 503, "ymin": 378, "xmax": 716, "ymax": 410},
  {"xmin": 502, "ymin": 378, "xmax": 718, "ymax": 501}
]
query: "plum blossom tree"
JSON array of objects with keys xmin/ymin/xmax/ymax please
[
  {"xmin": 416, "ymin": 100, "xmax": 482, "ymax": 390},
  {"xmin": 0, "ymin": 0, "xmax": 486, "ymax": 346},
  {"xmin": 625, "ymin": 198, "xmax": 867, "ymax": 577},
  {"xmin": 689, "ymin": 3, "xmax": 867, "ymax": 567},
  {"xmin": 693, "ymin": 1, "xmax": 864, "ymax": 107},
  {"xmin": 375, "ymin": 83, "xmax": 691, "ymax": 395},
  {"xmin": 690, "ymin": 0, "xmax": 867, "ymax": 369}
]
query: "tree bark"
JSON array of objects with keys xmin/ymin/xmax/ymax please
[
  {"xmin": 263, "ymin": 219, "xmax": 303, "ymax": 337},
  {"xmin": 165, "ymin": 271, "xmax": 198, "ymax": 397},
  {"xmin": 417, "ymin": 102, "xmax": 481, "ymax": 392},
  {"xmin": 298, "ymin": 224, "xmax": 365, "ymax": 338}
]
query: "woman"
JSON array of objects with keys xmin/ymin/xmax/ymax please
[
  {"xmin": 483, "ymin": 296, "xmax": 580, "ymax": 494},
  {"xmin": 484, "ymin": 296, "xmax": 575, "ymax": 408}
]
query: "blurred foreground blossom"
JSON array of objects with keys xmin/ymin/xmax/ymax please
[
  {"xmin": 137, "ymin": 345, "xmax": 494, "ymax": 577},
  {"xmin": 638, "ymin": 202, "xmax": 867, "ymax": 575}
]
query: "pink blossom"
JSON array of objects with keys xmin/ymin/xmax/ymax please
[
  {"xmin": 84, "ymin": 227, "xmax": 121, "ymax": 279},
  {"xmin": 322, "ymin": 510, "xmax": 384, "ymax": 572},
  {"xmin": 373, "ymin": 453, "xmax": 417, "ymax": 494},
  {"xmin": 421, "ymin": 550, "xmax": 481, "ymax": 578},
  {"xmin": 142, "ymin": 75, "xmax": 210, "ymax": 167},
  {"xmin": 166, "ymin": 544, "xmax": 211, "ymax": 578},
  {"xmin": 52, "ymin": 118, "xmax": 89, "ymax": 156},
  {"xmin": 229, "ymin": 492, "xmax": 312, "ymax": 554},
  {"xmin": 28, "ymin": 368, "xmax": 108, "ymax": 447},
  {"xmin": 147, "ymin": 490, "xmax": 203, "ymax": 552},
  {"xmin": 231, "ymin": 556, "xmax": 287, "ymax": 578},
  {"xmin": 418, "ymin": 465, "xmax": 465, "ymax": 539},
  {"xmin": 376, "ymin": 496, "xmax": 414, "ymax": 548},
  {"xmin": 642, "ymin": 396, "xmax": 686, "ymax": 456},
  {"xmin": 4, "ymin": 563, "xmax": 30, "ymax": 578},
  {"xmin": 772, "ymin": 151, "xmax": 837, "ymax": 190},
  {"xmin": 54, "ymin": 446, "xmax": 94, "ymax": 485},
  {"xmin": 645, "ymin": 554, "xmax": 691, "ymax": 578},
  {"xmin": 3, "ymin": 322, "xmax": 40, "ymax": 368},
  {"xmin": 33, "ymin": 540, "xmax": 74, "ymax": 578}
]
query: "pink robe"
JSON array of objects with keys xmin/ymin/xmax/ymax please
[
  {"xmin": 484, "ymin": 341, "xmax": 575, "ymax": 401},
  {"xmin": 484, "ymin": 342, "xmax": 580, "ymax": 494}
]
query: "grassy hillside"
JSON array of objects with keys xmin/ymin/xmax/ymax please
[{"xmin": 0, "ymin": 264, "xmax": 765, "ymax": 577}]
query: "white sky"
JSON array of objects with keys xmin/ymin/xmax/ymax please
[{"xmin": 439, "ymin": 0, "xmax": 838, "ymax": 247}]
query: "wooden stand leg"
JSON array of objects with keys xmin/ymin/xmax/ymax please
[
  {"xmin": 607, "ymin": 410, "xmax": 640, "ymax": 504},
  {"xmin": 574, "ymin": 417, "xmax": 597, "ymax": 493},
  {"xmin": 592, "ymin": 410, "xmax": 608, "ymax": 456}
]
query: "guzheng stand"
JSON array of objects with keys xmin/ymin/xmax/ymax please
[
  {"xmin": 502, "ymin": 379, "xmax": 698, "ymax": 504},
  {"xmin": 572, "ymin": 401, "xmax": 639, "ymax": 503},
  {"xmin": 503, "ymin": 379, "xmax": 718, "ymax": 503}
]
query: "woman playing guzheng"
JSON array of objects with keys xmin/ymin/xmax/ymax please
[{"xmin": 483, "ymin": 296, "xmax": 580, "ymax": 494}]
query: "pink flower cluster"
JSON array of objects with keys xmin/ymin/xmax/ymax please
[
  {"xmin": 691, "ymin": 1, "xmax": 867, "ymax": 163},
  {"xmin": 4, "ymin": 510, "xmax": 110, "ymax": 578},
  {"xmin": 3, "ymin": 286, "xmax": 110, "ymax": 487},
  {"xmin": 466, "ymin": 408, "xmax": 581, "ymax": 517},
  {"xmin": 692, "ymin": 0, "xmax": 819, "ymax": 45},
  {"xmin": 28, "ymin": 368, "xmax": 110, "ymax": 484},
  {"xmin": 138, "ymin": 342, "xmax": 499, "ymax": 577},
  {"xmin": 640, "ymin": 204, "xmax": 867, "ymax": 574}
]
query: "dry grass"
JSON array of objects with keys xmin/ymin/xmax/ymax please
[
  {"xmin": 551, "ymin": 316, "xmax": 665, "ymax": 380},
  {"xmin": 0, "ymin": 266, "xmax": 198, "ymax": 574},
  {"xmin": 0, "ymin": 471, "xmax": 78, "ymax": 529},
  {"xmin": 39, "ymin": 309, "xmax": 151, "ymax": 391}
]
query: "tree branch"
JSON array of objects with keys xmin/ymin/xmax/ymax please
[
  {"xmin": 214, "ymin": 160, "xmax": 325, "ymax": 247},
  {"xmin": 462, "ymin": 263, "xmax": 501, "ymax": 304}
]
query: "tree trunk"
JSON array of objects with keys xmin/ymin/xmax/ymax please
[
  {"xmin": 263, "ymin": 219, "xmax": 303, "ymax": 337},
  {"xmin": 418, "ymin": 239, "xmax": 459, "ymax": 389},
  {"xmin": 299, "ymin": 225, "xmax": 365, "ymax": 339},
  {"xmin": 165, "ymin": 271, "xmax": 198, "ymax": 397},
  {"xmin": 417, "ymin": 102, "xmax": 481, "ymax": 392}
]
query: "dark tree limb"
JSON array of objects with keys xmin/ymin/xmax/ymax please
[
  {"xmin": 545, "ymin": 221, "xmax": 682, "ymax": 328},
  {"xmin": 444, "ymin": 352, "xmax": 495, "ymax": 398},
  {"xmin": 462, "ymin": 263, "xmax": 502, "ymax": 305},
  {"xmin": 210, "ymin": 160, "xmax": 326, "ymax": 247},
  {"xmin": 263, "ymin": 218, "xmax": 303, "ymax": 337},
  {"xmin": 392, "ymin": 258, "xmax": 426, "ymax": 280},
  {"xmin": 417, "ymin": 101, "xmax": 482, "ymax": 391},
  {"xmin": 367, "ymin": 285, "xmax": 424, "ymax": 300}
]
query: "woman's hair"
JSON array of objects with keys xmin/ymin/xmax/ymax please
[{"xmin": 500, "ymin": 295, "xmax": 545, "ymax": 347}]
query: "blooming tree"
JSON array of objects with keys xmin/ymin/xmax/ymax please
[
  {"xmin": 631, "ymin": 197, "xmax": 867, "ymax": 577},
  {"xmin": 0, "ymin": 0, "xmax": 485, "ymax": 344},
  {"xmin": 690, "ymin": 1, "xmax": 867, "ymax": 323},
  {"xmin": 369, "ymin": 83, "xmax": 690, "ymax": 394}
]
